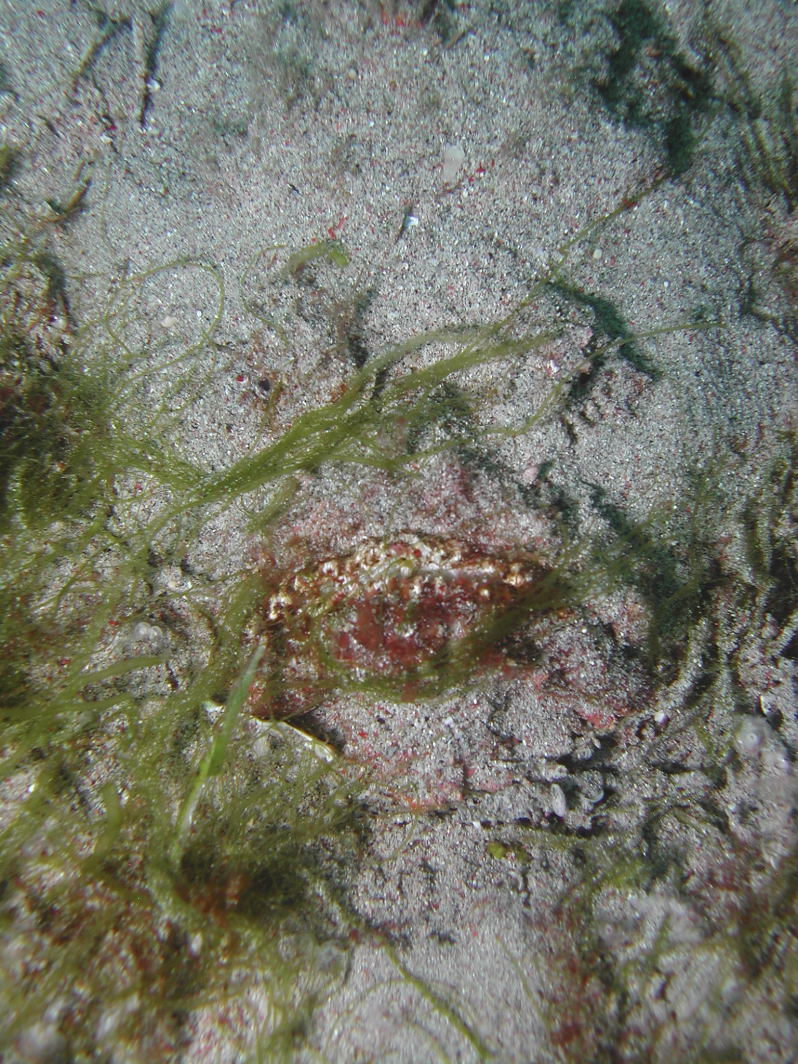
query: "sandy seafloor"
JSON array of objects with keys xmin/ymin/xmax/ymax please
[{"xmin": 1, "ymin": 0, "xmax": 798, "ymax": 1061}]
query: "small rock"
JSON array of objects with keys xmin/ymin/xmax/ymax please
[{"xmin": 442, "ymin": 143, "xmax": 465, "ymax": 185}]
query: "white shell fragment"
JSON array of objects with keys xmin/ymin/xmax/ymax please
[{"xmin": 442, "ymin": 143, "xmax": 466, "ymax": 185}]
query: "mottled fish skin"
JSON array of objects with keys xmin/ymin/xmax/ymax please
[{"xmin": 252, "ymin": 533, "xmax": 557, "ymax": 718}]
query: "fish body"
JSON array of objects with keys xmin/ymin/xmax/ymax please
[{"xmin": 253, "ymin": 533, "xmax": 559, "ymax": 717}]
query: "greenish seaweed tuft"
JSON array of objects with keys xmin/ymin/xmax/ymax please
[{"xmin": 0, "ymin": 142, "xmax": 18, "ymax": 192}]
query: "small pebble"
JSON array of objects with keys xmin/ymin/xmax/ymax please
[{"xmin": 550, "ymin": 783, "xmax": 567, "ymax": 819}]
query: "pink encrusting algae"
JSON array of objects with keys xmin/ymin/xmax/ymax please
[{"xmin": 251, "ymin": 533, "xmax": 567, "ymax": 718}]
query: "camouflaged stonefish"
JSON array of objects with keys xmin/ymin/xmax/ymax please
[{"xmin": 250, "ymin": 532, "xmax": 566, "ymax": 717}]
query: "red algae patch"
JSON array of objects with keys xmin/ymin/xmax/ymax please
[{"xmin": 249, "ymin": 533, "xmax": 565, "ymax": 718}]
